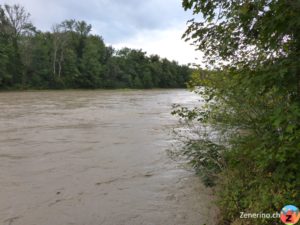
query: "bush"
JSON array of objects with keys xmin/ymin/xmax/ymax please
[{"xmin": 178, "ymin": 1, "xmax": 300, "ymax": 224}]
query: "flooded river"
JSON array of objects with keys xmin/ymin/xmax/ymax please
[{"xmin": 0, "ymin": 90, "xmax": 216, "ymax": 225}]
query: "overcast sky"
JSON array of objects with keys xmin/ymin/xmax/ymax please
[{"xmin": 2, "ymin": 0, "xmax": 203, "ymax": 65}]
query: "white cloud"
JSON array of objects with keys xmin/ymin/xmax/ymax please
[{"xmin": 112, "ymin": 26, "xmax": 203, "ymax": 65}]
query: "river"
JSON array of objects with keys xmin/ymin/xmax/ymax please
[{"xmin": 0, "ymin": 90, "xmax": 216, "ymax": 225}]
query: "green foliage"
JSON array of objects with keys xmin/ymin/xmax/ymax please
[
  {"xmin": 177, "ymin": 0, "xmax": 300, "ymax": 224},
  {"xmin": 0, "ymin": 4, "xmax": 191, "ymax": 90}
]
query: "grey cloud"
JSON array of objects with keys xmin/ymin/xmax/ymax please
[{"xmin": 3, "ymin": 0, "xmax": 193, "ymax": 43}]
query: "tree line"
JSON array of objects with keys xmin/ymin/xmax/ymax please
[{"xmin": 0, "ymin": 4, "xmax": 191, "ymax": 89}]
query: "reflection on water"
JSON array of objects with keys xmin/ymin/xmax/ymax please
[{"xmin": 0, "ymin": 90, "xmax": 216, "ymax": 225}]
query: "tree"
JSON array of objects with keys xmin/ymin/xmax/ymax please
[
  {"xmin": 1, "ymin": 4, "xmax": 35, "ymax": 86},
  {"xmin": 77, "ymin": 35, "xmax": 105, "ymax": 88},
  {"xmin": 132, "ymin": 75, "xmax": 143, "ymax": 88},
  {"xmin": 0, "ymin": 4, "xmax": 191, "ymax": 90},
  {"xmin": 178, "ymin": 0, "xmax": 300, "ymax": 224},
  {"xmin": 0, "ymin": 6, "xmax": 13, "ymax": 87},
  {"xmin": 3, "ymin": 4, "xmax": 34, "ymax": 38},
  {"xmin": 51, "ymin": 21, "xmax": 72, "ymax": 80},
  {"xmin": 142, "ymin": 68, "xmax": 154, "ymax": 88},
  {"xmin": 25, "ymin": 32, "xmax": 52, "ymax": 88},
  {"xmin": 74, "ymin": 20, "xmax": 92, "ymax": 59},
  {"xmin": 75, "ymin": 20, "xmax": 91, "ymax": 37}
]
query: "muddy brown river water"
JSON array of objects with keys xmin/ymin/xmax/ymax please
[{"xmin": 0, "ymin": 90, "xmax": 216, "ymax": 225}]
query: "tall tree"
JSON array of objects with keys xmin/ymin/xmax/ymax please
[
  {"xmin": 51, "ymin": 22, "xmax": 70, "ymax": 79},
  {"xmin": 77, "ymin": 35, "xmax": 105, "ymax": 88},
  {"xmin": 0, "ymin": 6, "xmax": 13, "ymax": 87},
  {"xmin": 180, "ymin": 0, "xmax": 300, "ymax": 224},
  {"xmin": 2, "ymin": 4, "xmax": 34, "ymax": 86}
]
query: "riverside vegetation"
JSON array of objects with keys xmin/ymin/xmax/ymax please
[
  {"xmin": 172, "ymin": 0, "xmax": 300, "ymax": 224},
  {"xmin": 1, "ymin": 1, "xmax": 299, "ymax": 225},
  {"xmin": 0, "ymin": 4, "xmax": 191, "ymax": 90}
]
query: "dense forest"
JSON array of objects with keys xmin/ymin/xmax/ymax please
[{"xmin": 0, "ymin": 4, "xmax": 191, "ymax": 89}]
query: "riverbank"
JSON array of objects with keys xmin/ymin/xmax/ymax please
[{"xmin": 0, "ymin": 87, "xmax": 187, "ymax": 92}]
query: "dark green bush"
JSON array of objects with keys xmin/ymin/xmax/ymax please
[{"xmin": 176, "ymin": 1, "xmax": 300, "ymax": 224}]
